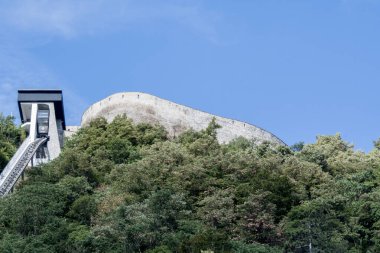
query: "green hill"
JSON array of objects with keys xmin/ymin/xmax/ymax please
[{"xmin": 1, "ymin": 114, "xmax": 380, "ymax": 252}]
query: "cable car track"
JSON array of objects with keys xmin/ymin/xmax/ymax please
[{"xmin": 0, "ymin": 137, "xmax": 48, "ymax": 197}]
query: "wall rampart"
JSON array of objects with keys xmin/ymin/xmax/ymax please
[{"xmin": 81, "ymin": 92, "xmax": 286, "ymax": 145}]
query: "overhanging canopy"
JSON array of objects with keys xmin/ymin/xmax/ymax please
[{"xmin": 17, "ymin": 90, "xmax": 66, "ymax": 130}]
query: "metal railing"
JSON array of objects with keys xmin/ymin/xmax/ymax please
[{"xmin": 0, "ymin": 137, "xmax": 48, "ymax": 197}]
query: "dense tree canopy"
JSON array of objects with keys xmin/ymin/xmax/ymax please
[{"xmin": 1, "ymin": 114, "xmax": 380, "ymax": 252}]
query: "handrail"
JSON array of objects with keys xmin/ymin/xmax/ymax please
[
  {"xmin": 0, "ymin": 137, "xmax": 48, "ymax": 197},
  {"xmin": 0, "ymin": 136, "xmax": 31, "ymax": 184}
]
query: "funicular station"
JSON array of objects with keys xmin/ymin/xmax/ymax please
[{"xmin": 0, "ymin": 90, "xmax": 65, "ymax": 197}]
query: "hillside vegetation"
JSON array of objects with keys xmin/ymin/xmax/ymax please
[
  {"xmin": 1, "ymin": 114, "xmax": 380, "ymax": 252},
  {"xmin": 0, "ymin": 114, "xmax": 25, "ymax": 171}
]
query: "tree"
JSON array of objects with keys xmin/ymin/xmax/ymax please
[
  {"xmin": 236, "ymin": 191, "xmax": 279, "ymax": 244},
  {"xmin": 283, "ymin": 198, "xmax": 348, "ymax": 252},
  {"xmin": 0, "ymin": 114, "xmax": 24, "ymax": 172}
]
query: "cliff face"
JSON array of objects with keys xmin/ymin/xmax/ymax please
[{"xmin": 81, "ymin": 92, "xmax": 285, "ymax": 145}]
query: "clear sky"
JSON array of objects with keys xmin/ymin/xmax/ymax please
[{"xmin": 0, "ymin": 0, "xmax": 379, "ymax": 151}]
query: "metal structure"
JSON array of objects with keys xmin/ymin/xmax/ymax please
[{"xmin": 0, "ymin": 90, "xmax": 66, "ymax": 197}]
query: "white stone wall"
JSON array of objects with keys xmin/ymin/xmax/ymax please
[
  {"xmin": 64, "ymin": 126, "xmax": 80, "ymax": 138},
  {"xmin": 80, "ymin": 92, "xmax": 285, "ymax": 145},
  {"xmin": 47, "ymin": 103, "xmax": 61, "ymax": 160}
]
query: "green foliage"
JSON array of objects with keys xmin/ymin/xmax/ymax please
[
  {"xmin": 283, "ymin": 197, "xmax": 349, "ymax": 252},
  {"xmin": 236, "ymin": 191, "xmax": 278, "ymax": 244},
  {"xmin": 68, "ymin": 195, "xmax": 97, "ymax": 225},
  {"xmin": 230, "ymin": 241, "xmax": 282, "ymax": 253},
  {"xmin": 146, "ymin": 245, "xmax": 172, "ymax": 253},
  {"xmin": 0, "ymin": 114, "xmax": 24, "ymax": 172},
  {"xmin": 290, "ymin": 141, "xmax": 304, "ymax": 152},
  {"xmin": 0, "ymin": 114, "xmax": 380, "ymax": 252}
]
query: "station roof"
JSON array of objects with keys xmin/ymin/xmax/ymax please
[{"xmin": 18, "ymin": 90, "xmax": 66, "ymax": 130}]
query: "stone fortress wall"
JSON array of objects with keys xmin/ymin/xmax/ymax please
[
  {"xmin": 64, "ymin": 126, "xmax": 80, "ymax": 138},
  {"xmin": 79, "ymin": 92, "xmax": 285, "ymax": 145}
]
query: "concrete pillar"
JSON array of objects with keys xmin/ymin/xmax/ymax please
[
  {"xmin": 29, "ymin": 103, "xmax": 38, "ymax": 143},
  {"xmin": 47, "ymin": 103, "xmax": 61, "ymax": 160}
]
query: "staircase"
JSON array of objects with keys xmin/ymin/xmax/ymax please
[{"xmin": 0, "ymin": 137, "xmax": 48, "ymax": 197}]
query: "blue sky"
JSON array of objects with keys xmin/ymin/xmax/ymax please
[{"xmin": 0, "ymin": 0, "xmax": 379, "ymax": 151}]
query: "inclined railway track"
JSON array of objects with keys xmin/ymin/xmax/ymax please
[{"xmin": 0, "ymin": 137, "xmax": 47, "ymax": 197}]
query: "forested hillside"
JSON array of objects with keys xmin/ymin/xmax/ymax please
[{"xmin": 1, "ymin": 114, "xmax": 380, "ymax": 252}]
